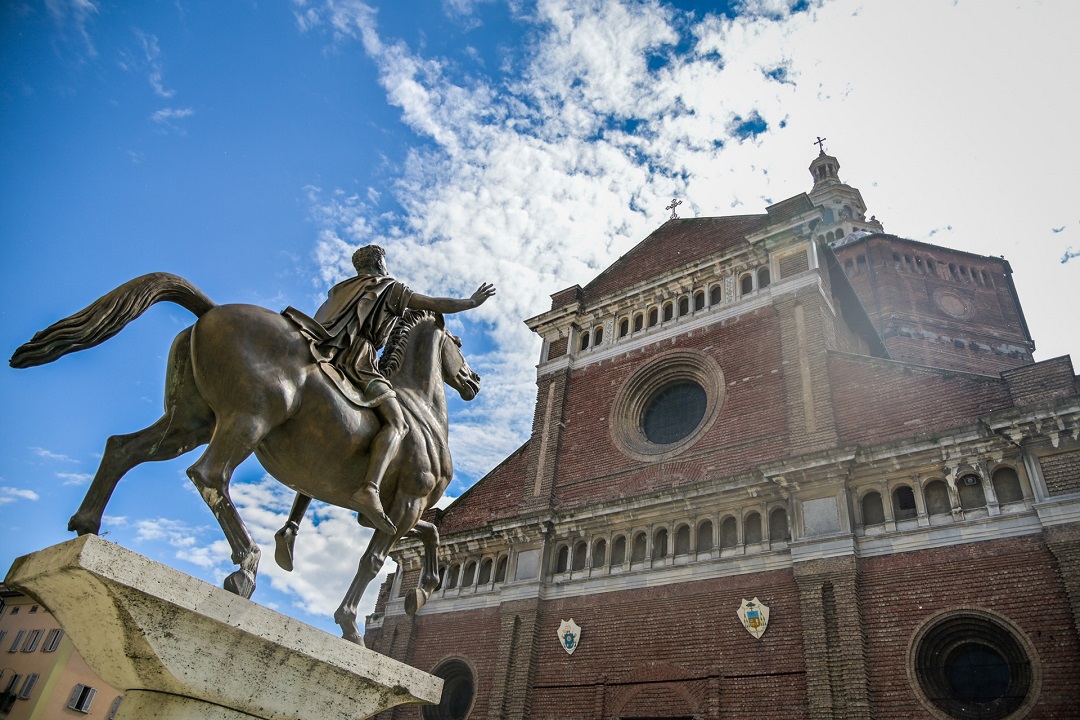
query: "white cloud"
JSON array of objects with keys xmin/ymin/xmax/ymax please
[
  {"xmin": 44, "ymin": 0, "xmax": 99, "ymax": 57},
  {"xmin": 57, "ymin": 472, "xmax": 94, "ymax": 486},
  {"xmin": 135, "ymin": 29, "xmax": 175, "ymax": 98},
  {"xmin": 151, "ymin": 107, "xmax": 195, "ymax": 132},
  {"xmin": 31, "ymin": 446, "xmax": 80, "ymax": 463},
  {"xmin": 0, "ymin": 487, "xmax": 41, "ymax": 504}
]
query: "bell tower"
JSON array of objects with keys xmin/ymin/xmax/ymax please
[{"xmin": 807, "ymin": 140, "xmax": 883, "ymax": 245}]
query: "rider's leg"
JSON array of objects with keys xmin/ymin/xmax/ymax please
[
  {"xmin": 273, "ymin": 493, "xmax": 311, "ymax": 572},
  {"xmin": 350, "ymin": 395, "xmax": 407, "ymax": 535}
]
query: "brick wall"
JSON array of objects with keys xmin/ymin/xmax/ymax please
[
  {"xmin": 1002, "ymin": 355, "xmax": 1078, "ymax": 407},
  {"xmin": 1040, "ymin": 450, "xmax": 1080, "ymax": 497}
]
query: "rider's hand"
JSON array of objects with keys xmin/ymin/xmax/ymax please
[{"xmin": 471, "ymin": 283, "xmax": 496, "ymax": 307}]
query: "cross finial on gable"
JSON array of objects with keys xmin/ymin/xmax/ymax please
[
  {"xmin": 666, "ymin": 198, "xmax": 683, "ymax": 220},
  {"xmin": 814, "ymin": 136, "xmax": 828, "ymax": 155}
]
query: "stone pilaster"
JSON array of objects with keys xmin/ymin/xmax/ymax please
[
  {"xmin": 486, "ymin": 598, "xmax": 541, "ymax": 720},
  {"xmin": 1044, "ymin": 522, "xmax": 1080, "ymax": 639}
]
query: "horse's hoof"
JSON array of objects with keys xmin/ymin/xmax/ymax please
[
  {"xmin": 223, "ymin": 569, "xmax": 257, "ymax": 599},
  {"xmin": 274, "ymin": 525, "xmax": 296, "ymax": 572},
  {"xmin": 67, "ymin": 515, "xmax": 100, "ymax": 536},
  {"xmin": 404, "ymin": 588, "xmax": 428, "ymax": 616},
  {"xmin": 341, "ymin": 630, "xmax": 366, "ymax": 646}
]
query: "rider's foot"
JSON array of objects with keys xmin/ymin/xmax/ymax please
[
  {"xmin": 274, "ymin": 521, "xmax": 299, "ymax": 572},
  {"xmin": 351, "ymin": 483, "xmax": 397, "ymax": 535}
]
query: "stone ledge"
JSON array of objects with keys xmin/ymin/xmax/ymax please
[{"xmin": 5, "ymin": 535, "xmax": 441, "ymax": 720}]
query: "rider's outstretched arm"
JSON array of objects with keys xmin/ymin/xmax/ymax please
[{"xmin": 407, "ymin": 283, "xmax": 495, "ymax": 314}]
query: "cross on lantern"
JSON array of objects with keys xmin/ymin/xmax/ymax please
[
  {"xmin": 666, "ymin": 198, "xmax": 682, "ymax": 220},
  {"xmin": 814, "ymin": 136, "xmax": 828, "ymax": 155}
]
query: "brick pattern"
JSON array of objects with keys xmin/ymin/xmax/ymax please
[
  {"xmin": 859, "ymin": 535, "xmax": 1080, "ymax": 719},
  {"xmin": 1002, "ymin": 355, "xmax": 1079, "ymax": 406},
  {"xmin": 779, "ymin": 251, "xmax": 810, "ymax": 279},
  {"xmin": 1041, "ymin": 450, "xmax": 1080, "ymax": 496},
  {"xmin": 828, "ymin": 353, "xmax": 1014, "ymax": 446},
  {"xmin": 1044, "ymin": 522, "xmax": 1080, "ymax": 639},
  {"xmin": 547, "ymin": 335, "xmax": 568, "ymax": 359}
]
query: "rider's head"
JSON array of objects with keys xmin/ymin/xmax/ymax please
[{"xmin": 352, "ymin": 245, "xmax": 388, "ymax": 276}]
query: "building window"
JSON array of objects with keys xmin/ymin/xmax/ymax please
[
  {"xmin": 462, "ymin": 560, "xmax": 477, "ymax": 586},
  {"xmin": 856, "ymin": 255, "xmax": 867, "ymax": 274},
  {"xmin": 611, "ymin": 536, "xmax": 626, "ymax": 566},
  {"xmin": 107, "ymin": 696, "xmax": 124, "ymax": 720},
  {"xmin": 20, "ymin": 629, "xmax": 42, "ymax": 653},
  {"xmin": 662, "ymin": 302, "xmax": 673, "ymax": 322},
  {"xmin": 2, "ymin": 673, "xmax": 20, "ymax": 697},
  {"xmin": 42, "ymin": 628, "xmax": 63, "ymax": 653},
  {"xmin": 720, "ymin": 516, "xmax": 738, "ymax": 548},
  {"xmin": 744, "ymin": 513, "xmax": 762, "ymax": 544},
  {"xmin": 641, "ymin": 380, "xmax": 708, "ymax": 445},
  {"xmin": 0, "ymin": 631, "xmax": 6, "ymax": 648},
  {"xmin": 924, "ymin": 480, "xmax": 951, "ymax": 515},
  {"xmin": 591, "ymin": 539, "xmax": 607, "ymax": 569},
  {"xmin": 674, "ymin": 524, "xmax": 690, "ymax": 555},
  {"xmin": 912, "ymin": 611, "xmax": 1034, "ymax": 720},
  {"xmin": 68, "ymin": 684, "xmax": 98, "ymax": 713},
  {"xmin": 8, "ymin": 608, "xmax": 18, "ymax": 615},
  {"xmin": 28, "ymin": 606, "xmax": 38, "ymax": 614},
  {"xmin": 593, "ymin": 326, "xmax": 603, "ymax": 346},
  {"xmin": 694, "ymin": 290, "xmax": 705, "ymax": 311},
  {"xmin": 633, "ymin": 313, "xmax": 644, "ymax": 332},
  {"xmin": 423, "ymin": 659, "xmax": 475, "ymax": 720},
  {"xmin": 18, "ymin": 674, "xmax": 39, "ymax": 700},
  {"xmin": 619, "ymin": 317, "xmax": 630, "ymax": 337},
  {"xmin": 740, "ymin": 273, "xmax": 754, "ymax": 295},
  {"xmin": 571, "ymin": 542, "xmax": 587, "ymax": 571},
  {"xmin": 696, "ymin": 520, "xmax": 713, "ymax": 552},
  {"xmin": 862, "ymin": 491, "xmax": 885, "ymax": 525},
  {"xmin": 554, "ymin": 547, "xmax": 569, "ymax": 574},
  {"xmin": 710, "ymin": 285, "xmax": 722, "ymax": 305},
  {"xmin": 477, "ymin": 558, "xmax": 493, "ymax": 585},
  {"xmin": 844, "ymin": 259, "xmax": 855, "ymax": 277},
  {"xmin": 494, "ymin": 556, "xmax": 507, "ymax": 583},
  {"xmin": 949, "ymin": 263, "xmax": 959, "ymax": 280},
  {"xmin": 648, "ymin": 307, "xmax": 659, "ymax": 327},
  {"xmin": 769, "ymin": 508, "xmax": 789, "ymax": 541},
  {"xmin": 927, "ymin": 259, "xmax": 936, "ymax": 276},
  {"xmin": 578, "ymin": 332, "xmax": 589, "ymax": 352},
  {"xmin": 893, "ymin": 485, "xmax": 918, "ymax": 520},
  {"xmin": 757, "ymin": 266, "xmax": 771, "ymax": 289},
  {"xmin": 631, "ymin": 532, "xmax": 647, "ymax": 563},
  {"xmin": 8, "ymin": 630, "xmax": 25, "ymax": 652},
  {"xmin": 653, "ymin": 528, "xmax": 668, "ymax": 559},
  {"xmin": 992, "ymin": 467, "xmax": 1024, "ymax": 504},
  {"xmin": 678, "ymin": 296, "xmax": 690, "ymax": 316},
  {"xmin": 958, "ymin": 474, "xmax": 986, "ymax": 510},
  {"xmin": 982, "ymin": 270, "xmax": 993, "ymax": 287},
  {"xmin": 446, "ymin": 564, "xmax": 459, "ymax": 590}
]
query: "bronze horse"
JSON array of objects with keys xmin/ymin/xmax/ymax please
[{"xmin": 10, "ymin": 273, "xmax": 477, "ymax": 643}]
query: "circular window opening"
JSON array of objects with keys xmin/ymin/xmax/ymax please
[
  {"xmin": 422, "ymin": 659, "xmax": 475, "ymax": 720},
  {"xmin": 610, "ymin": 349, "xmax": 724, "ymax": 462},
  {"xmin": 911, "ymin": 611, "xmax": 1037, "ymax": 720},
  {"xmin": 642, "ymin": 381, "xmax": 707, "ymax": 444}
]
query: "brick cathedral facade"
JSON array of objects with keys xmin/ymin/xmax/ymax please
[{"xmin": 365, "ymin": 150, "xmax": 1080, "ymax": 719}]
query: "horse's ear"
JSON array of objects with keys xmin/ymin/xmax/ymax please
[{"xmin": 434, "ymin": 312, "xmax": 445, "ymax": 329}]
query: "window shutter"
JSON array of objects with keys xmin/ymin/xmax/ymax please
[
  {"xmin": 83, "ymin": 687, "xmax": 97, "ymax": 711},
  {"xmin": 68, "ymin": 684, "xmax": 85, "ymax": 709}
]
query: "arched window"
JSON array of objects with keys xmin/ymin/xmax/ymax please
[
  {"xmin": 696, "ymin": 520, "xmax": 713, "ymax": 552},
  {"xmin": 925, "ymin": 480, "xmax": 951, "ymax": 515},
  {"xmin": 720, "ymin": 516, "xmax": 738, "ymax": 548},
  {"xmin": 904, "ymin": 255, "xmax": 913, "ymax": 272},
  {"xmin": 710, "ymin": 285, "xmax": 722, "ymax": 305},
  {"xmin": 959, "ymin": 266, "xmax": 970, "ymax": 282},
  {"xmin": 619, "ymin": 317, "xmax": 630, "ymax": 337},
  {"xmin": 927, "ymin": 259, "xmax": 936, "ymax": 276},
  {"xmin": 982, "ymin": 270, "xmax": 993, "ymax": 287},
  {"xmin": 915, "ymin": 257, "xmax": 924, "ymax": 273},
  {"xmin": 662, "ymin": 302, "xmax": 674, "ymax": 322},
  {"xmin": 678, "ymin": 296, "xmax": 690, "ymax": 316},
  {"xmin": 744, "ymin": 513, "xmax": 762, "ymax": 544},
  {"xmin": 958, "ymin": 474, "xmax": 986, "ymax": 510},
  {"xmin": 949, "ymin": 263, "xmax": 959, "ymax": 280},
  {"xmin": 648, "ymin": 307, "xmax": 659, "ymax": 327},
  {"xmin": 591, "ymin": 538, "xmax": 607, "ymax": 569},
  {"xmin": 593, "ymin": 326, "xmax": 603, "ymax": 346},
  {"xmin": 571, "ymin": 541, "xmax": 587, "ymax": 571},
  {"xmin": 494, "ymin": 556, "xmax": 507, "ymax": 583},
  {"xmin": 631, "ymin": 532, "xmax": 648, "ymax": 563},
  {"xmin": 740, "ymin": 273, "xmax": 754, "ymax": 295},
  {"xmin": 862, "ymin": 491, "xmax": 885, "ymax": 525},
  {"xmin": 992, "ymin": 467, "xmax": 1024, "ymax": 504},
  {"xmin": 893, "ymin": 253, "xmax": 902, "ymax": 270},
  {"xmin": 446, "ymin": 564, "xmax": 460, "ymax": 590},
  {"xmin": 653, "ymin": 528, "xmax": 668, "ymax": 559},
  {"xmin": 694, "ymin": 290, "xmax": 705, "ymax": 311},
  {"xmin": 462, "ymin": 560, "xmax": 477, "ymax": 587},
  {"xmin": 611, "ymin": 535, "xmax": 626, "ymax": 566},
  {"xmin": 633, "ymin": 313, "xmax": 644, "ymax": 332},
  {"xmin": 674, "ymin": 524, "xmax": 690, "ymax": 555},
  {"xmin": 555, "ymin": 546, "xmax": 569, "ymax": 574},
  {"xmin": 478, "ymin": 558, "xmax": 493, "ymax": 585},
  {"xmin": 844, "ymin": 259, "xmax": 855, "ymax": 277},
  {"xmin": 757, "ymin": 267, "xmax": 771, "ymax": 289},
  {"xmin": 972, "ymin": 268, "xmax": 982, "ymax": 285},
  {"xmin": 769, "ymin": 508, "xmax": 789, "ymax": 541},
  {"xmin": 893, "ymin": 485, "xmax": 918, "ymax": 520},
  {"xmin": 578, "ymin": 332, "xmax": 589, "ymax": 351}
]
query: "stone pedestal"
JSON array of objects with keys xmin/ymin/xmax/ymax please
[{"xmin": 5, "ymin": 535, "xmax": 441, "ymax": 720}]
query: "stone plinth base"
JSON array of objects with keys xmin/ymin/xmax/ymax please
[{"xmin": 5, "ymin": 535, "xmax": 441, "ymax": 720}]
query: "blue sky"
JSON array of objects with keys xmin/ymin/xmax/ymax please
[{"xmin": 2, "ymin": 0, "xmax": 1078, "ymax": 637}]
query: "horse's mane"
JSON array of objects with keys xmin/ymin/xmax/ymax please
[{"xmin": 379, "ymin": 309, "xmax": 436, "ymax": 379}]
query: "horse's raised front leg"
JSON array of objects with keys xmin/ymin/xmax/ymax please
[
  {"xmin": 403, "ymin": 519, "xmax": 441, "ymax": 616},
  {"xmin": 69, "ymin": 413, "xmax": 210, "ymax": 536},
  {"xmin": 186, "ymin": 415, "xmax": 268, "ymax": 599}
]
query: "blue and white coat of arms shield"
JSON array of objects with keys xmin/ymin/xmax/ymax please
[
  {"xmin": 737, "ymin": 597, "xmax": 770, "ymax": 639},
  {"xmin": 557, "ymin": 618, "xmax": 581, "ymax": 655}
]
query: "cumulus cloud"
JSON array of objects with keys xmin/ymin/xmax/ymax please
[
  {"xmin": 57, "ymin": 472, "xmax": 93, "ymax": 486},
  {"xmin": 1, "ymin": 487, "xmax": 41, "ymax": 504}
]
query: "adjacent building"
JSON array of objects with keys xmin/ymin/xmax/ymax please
[
  {"xmin": 365, "ymin": 149, "xmax": 1080, "ymax": 719},
  {"xmin": 0, "ymin": 586, "xmax": 122, "ymax": 720}
]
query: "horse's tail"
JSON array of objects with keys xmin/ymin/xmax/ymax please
[{"xmin": 10, "ymin": 272, "xmax": 217, "ymax": 368}]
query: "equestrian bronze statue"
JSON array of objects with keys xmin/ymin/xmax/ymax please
[{"xmin": 10, "ymin": 246, "xmax": 495, "ymax": 645}]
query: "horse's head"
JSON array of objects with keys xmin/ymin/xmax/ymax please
[{"xmin": 435, "ymin": 313, "xmax": 481, "ymax": 401}]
